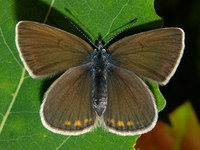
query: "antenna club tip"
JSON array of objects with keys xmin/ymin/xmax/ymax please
[{"xmin": 131, "ymin": 18, "xmax": 138, "ymax": 24}]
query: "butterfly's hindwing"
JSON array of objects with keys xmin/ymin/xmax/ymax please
[
  {"xmin": 103, "ymin": 64, "xmax": 157, "ymax": 136},
  {"xmin": 40, "ymin": 64, "xmax": 96, "ymax": 135}
]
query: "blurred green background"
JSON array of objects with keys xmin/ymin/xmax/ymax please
[{"xmin": 155, "ymin": 0, "xmax": 200, "ymax": 120}]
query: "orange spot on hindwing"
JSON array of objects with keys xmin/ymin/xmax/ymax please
[
  {"xmin": 127, "ymin": 121, "xmax": 133, "ymax": 126},
  {"xmin": 84, "ymin": 118, "xmax": 92, "ymax": 124},
  {"xmin": 74, "ymin": 120, "xmax": 82, "ymax": 127},
  {"xmin": 65, "ymin": 121, "xmax": 71, "ymax": 126},
  {"xmin": 107, "ymin": 118, "xmax": 114, "ymax": 124},
  {"xmin": 117, "ymin": 121, "xmax": 124, "ymax": 127}
]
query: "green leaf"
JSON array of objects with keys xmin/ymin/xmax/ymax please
[
  {"xmin": 146, "ymin": 81, "xmax": 166, "ymax": 112},
  {"xmin": 0, "ymin": 0, "xmax": 162, "ymax": 149}
]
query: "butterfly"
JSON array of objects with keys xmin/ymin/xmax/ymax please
[{"xmin": 15, "ymin": 20, "xmax": 184, "ymax": 136}]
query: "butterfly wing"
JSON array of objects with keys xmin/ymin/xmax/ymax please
[
  {"xmin": 107, "ymin": 28, "xmax": 185, "ymax": 85},
  {"xmin": 103, "ymin": 64, "xmax": 157, "ymax": 136},
  {"xmin": 40, "ymin": 64, "xmax": 96, "ymax": 135},
  {"xmin": 16, "ymin": 21, "xmax": 93, "ymax": 78}
]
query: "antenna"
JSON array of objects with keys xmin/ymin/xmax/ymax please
[
  {"xmin": 65, "ymin": 9, "xmax": 97, "ymax": 48},
  {"xmin": 103, "ymin": 19, "xmax": 138, "ymax": 47}
]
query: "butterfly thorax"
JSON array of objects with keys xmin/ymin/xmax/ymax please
[{"xmin": 91, "ymin": 40, "xmax": 109, "ymax": 116}]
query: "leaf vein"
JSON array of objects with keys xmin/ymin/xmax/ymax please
[
  {"xmin": 43, "ymin": 0, "xmax": 56, "ymax": 24},
  {"xmin": 103, "ymin": 0, "xmax": 130, "ymax": 39},
  {"xmin": 0, "ymin": 27, "xmax": 23, "ymax": 68},
  {"xmin": 0, "ymin": 68, "xmax": 25, "ymax": 134},
  {"xmin": 56, "ymin": 136, "xmax": 71, "ymax": 150}
]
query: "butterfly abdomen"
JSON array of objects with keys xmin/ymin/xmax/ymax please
[{"xmin": 91, "ymin": 45, "xmax": 109, "ymax": 116}]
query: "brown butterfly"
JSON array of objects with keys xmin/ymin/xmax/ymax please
[{"xmin": 15, "ymin": 20, "xmax": 184, "ymax": 136}]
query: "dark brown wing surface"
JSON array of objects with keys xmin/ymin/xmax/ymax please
[
  {"xmin": 16, "ymin": 21, "xmax": 93, "ymax": 78},
  {"xmin": 107, "ymin": 28, "xmax": 184, "ymax": 85},
  {"xmin": 104, "ymin": 64, "xmax": 157, "ymax": 135},
  {"xmin": 40, "ymin": 64, "xmax": 96, "ymax": 135}
]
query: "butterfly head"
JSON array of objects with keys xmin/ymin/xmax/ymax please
[{"xmin": 96, "ymin": 40, "xmax": 105, "ymax": 51}]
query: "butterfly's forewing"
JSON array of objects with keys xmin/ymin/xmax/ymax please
[
  {"xmin": 107, "ymin": 28, "xmax": 185, "ymax": 85},
  {"xmin": 16, "ymin": 21, "xmax": 93, "ymax": 78},
  {"xmin": 104, "ymin": 64, "xmax": 157, "ymax": 136},
  {"xmin": 40, "ymin": 64, "xmax": 96, "ymax": 135}
]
